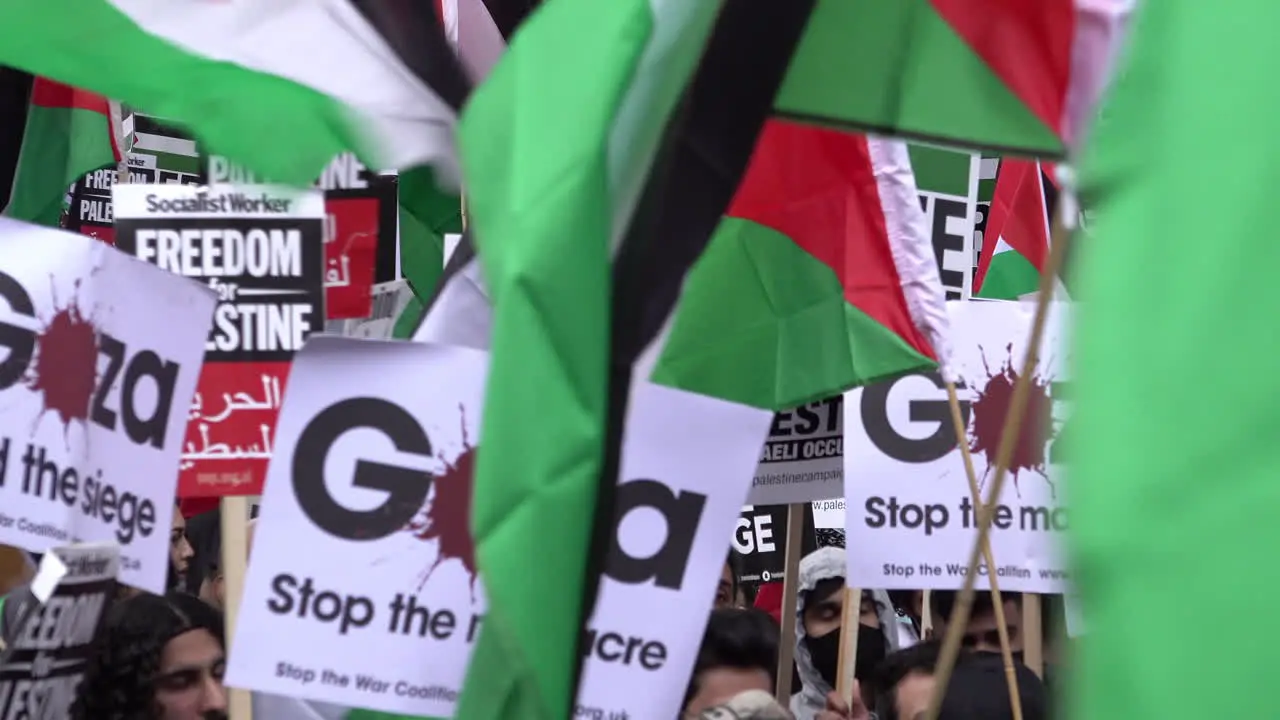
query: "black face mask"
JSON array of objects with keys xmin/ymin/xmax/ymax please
[{"xmin": 805, "ymin": 624, "xmax": 887, "ymax": 689}]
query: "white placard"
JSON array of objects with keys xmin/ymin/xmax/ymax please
[
  {"xmin": 0, "ymin": 219, "xmax": 215, "ymax": 592},
  {"xmin": 748, "ymin": 399, "xmax": 843, "ymax": 505},
  {"xmin": 844, "ymin": 301, "xmax": 1070, "ymax": 593},
  {"xmin": 0, "ymin": 542, "xmax": 120, "ymax": 718},
  {"xmin": 228, "ymin": 337, "xmax": 771, "ymax": 718}
]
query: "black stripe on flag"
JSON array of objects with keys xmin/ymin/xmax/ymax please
[
  {"xmin": 573, "ymin": 0, "xmax": 819, "ymax": 699},
  {"xmin": 0, "ymin": 66, "xmax": 33, "ymax": 211},
  {"xmin": 349, "ymin": 0, "xmax": 472, "ymax": 112},
  {"xmin": 481, "ymin": 0, "xmax": 542, "ymax": 40}
]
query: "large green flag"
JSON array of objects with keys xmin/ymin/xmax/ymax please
[
  {"xmin": 1070, "ymin": 3, "xmax": 1278, "ymax": 719},
  {"xmin": 455, "ymin": 1, "xmax": 725, "ymax": 717}
]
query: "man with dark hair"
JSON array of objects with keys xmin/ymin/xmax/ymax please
[
  {"xmin": 682, "ymin": 608, "xmax": 780, "ymax": 716},
  {"xmin": 847, "ymin": 640, "xmax": 1046, "ymax": 720},
  {"xmin": 929, "ymin": 590, "xmax": 1021, "ymax": 655}
]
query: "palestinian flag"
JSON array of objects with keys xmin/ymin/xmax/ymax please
[
  {"xmin": 4, "ymin": 77, "xmax": 121, "ymax": 226},
  {"xmin": 974, "ymin": 159, "xmax": 1057, "ymax": 299},
  {"xmin": 648, "ymin": 122, "xmax": 954, "ymax": 409},
  {"xmin": 415, "ymin": 0, "xmax": 954, "ymax": 413},
  {"xmin": 776, "ymin": 0, "xmax": 1134, "ymax": 157},
  {"xmin": 450, "ymin": 0, "xmax": 816, "ymax": 717},
  {"xmin": 0, "ymin": 0, "xmax": 469, "ymax": 187}
]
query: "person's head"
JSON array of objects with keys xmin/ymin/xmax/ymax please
[
  {"xmin": 929, "ymin": 591, "xmax": 1022, "ymax": 653},
  {"xmin": 682, "ymin": 608, "xmax": 779, "ymax": 716},
  {"xmin": 794, "ymin": 547, "xmax": 889, "ymax": 708},
  {"xmin": 71, "ymin": 592, "xmax": 227, "ymax": 720},
  {"xmin": 716, "ymin": 551, "xmax": 743, "ymax": 609},
  {"xmin": 870, "ymin": 640, "xmax": 1046, "ymax": 720},
  {"xmin": 169, "ymin": 505, "xmax": 194, "ymax": 590},
  {"xmin": 800, "ymin": 580, "xmax": 885, "ymax": 694},
  {"xmin": 871, "ymin": 640, "xmax": 945, "ymax": 720},
  {"xmin": 888, "ymin": 589, "xmax": 924, "ymax": 635},
  {"xmin": 182, "ymin": 509, "xmax": 222, "ymax": 597},
  {"xmin": 198, "ymin": 562, "xmax": 225, "ymax": 612}
]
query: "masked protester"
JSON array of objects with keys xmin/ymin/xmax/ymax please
[
  {"xmin": 71, "ymin": 592, "xmax": 228, "ymax": 720},
  {"xmin": 790, "ymin": 547, "xmax": 902, "ymax": 720}
]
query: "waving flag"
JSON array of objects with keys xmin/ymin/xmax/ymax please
[
  {"xmin": 453, "ymin": 0, "xmax": 816, "ymax": 717},
  {"xmin": 650, "ymin": 122, "xmax": 954, "ymax": 409},
  {"xmin": 776, "ymin": 0, "xmax": 1133, "ymax": 157},
  {"xmin": 4, "ymin": 78, "xmax": 121, "ymax": 226},
  {"xmin": 1071, "ymin": 2, "xmax": 1277, "ymax": 719},
  {"xmin": 975, "ymin": 159, "xmax": 1055, "ymax": 299},
  {"xmin": 0, "ymin": 0, "xmax": 469, "ymax": 186}
]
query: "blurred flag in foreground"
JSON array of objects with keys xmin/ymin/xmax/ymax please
[
  {"xmin": 0, "ymin": 0, "xmax": 468, "ymax": 186},
  {"xmin": 1071, "ymin": 2, "xmax": 1279, "ymax": 719},
  {"xmin": 452, "ymin": 0, "xmax": 816, "ymax": 717}
]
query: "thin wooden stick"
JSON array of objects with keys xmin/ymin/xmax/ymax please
[
  {"xmin": 924, "ymin": 210, "xmax": 1071, "ymax": 720},
  {"xmin": 773, "ymin": 504, "xmax": 806, "ymax": 702},
  {"xmin": 945, "ymin": 382, "xmax": 1023, "ymax": 720},
  {"xmin": 1022, "ymin": 594, "xmax": 1043, "ymax": 677},
  {"xmin": 221, "ymin": 497, "xmax": 253, "ymax": 720},
  {"xmin": 834, "ymin": 587, "xmax": 863, "ymax": 703}
]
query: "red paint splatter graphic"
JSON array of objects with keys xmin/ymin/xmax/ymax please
[
  {"xmin": 968, "ymin": 343, "xmax": 1056, "ymax": 496},
  {"xmin": 404, "ymin": 406, "xmax": 477, "ymax": 598},
  {"xmin": 25, "ymin": 278, "xmax": 99, "ymax": 435}
]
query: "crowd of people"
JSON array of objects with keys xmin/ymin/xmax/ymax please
[
  {"xmin": 692, "ymin": 546, "xmax": 1060, "ymax": 720},
  {"xmin": 0, "ymin": 509, "xmax": 1061, "ymax": 719}
]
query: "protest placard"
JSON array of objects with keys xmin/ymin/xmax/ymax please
[
  {"xmin": 843, "ymin": 301, "xmax": 1070, "ymax": 593},
  {"xmin": 0, "ymin": 543, "xmax": 118, "ymax": 719},
  {"xmin": 227, "ymin": 337, "xmax": 771, "ymax": 719},
  {"xmin": 748, "ymin": 399, "xmax": 843, "ymax": 505},
  {"xmin": 911, "ymin": 145, "xmax": 980, "ymax": 300},
  {"xmin": 206, "ymin": 153, "xmax": 399, "ymax": 319},
  {"xmin": 733, "ymin": 505, "xmax": 787, "ymax": 584},
  {"xmin": 112, "ymin": 183, "xmax": 325, "ymax": 498},
  {"xmin": 61, "ymin": 167, "xmax": 120, "ymax": 245},
  {"xmin": 0, "ymin": 219, "xmax": 214, "ymax": 591},
  {"xmin": 324, "ymin": 280, "xmax": 415, "ymax": 340}
]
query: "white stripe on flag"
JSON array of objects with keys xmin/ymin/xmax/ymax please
[
  {"xmin": 111, "ymin": 0, "xmax": 459, "ymax": 177},
  {"xmin": 868, "ymin": 136, "xmax": 955, "ymax": 380}
]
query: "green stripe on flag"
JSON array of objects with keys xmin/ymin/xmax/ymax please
[
  {"xmin": 0, "ymin": 0, "xmax": 379, "ymax": 185},
  {"xmin": 774, "ymin": 0, "xmax": 1060, "ymax": 155},
  {"xmin": 1072, "ymin": 3, "xmax": 1280, "ymax": 717},
  {"xmin": 652, "ymin": 218, "xmax": 934, "ymax": 409},
  {"xmin": 397, "ymin": 167, "xmax": 461, "ymax": 302},
  {"xmin": 908, "ymin": 143, "xmax": 972, "ymax": 197},
  {"xmin": 455, "ymin": 0, "xmax": 723, "ymax": 717},
  {"xmin": 975, "ymin": 244, "xmax": 1039, "ymax": 299},
  {"xmin": 6, "ymin": 102, "xmax": 113, "ymax": 225}
]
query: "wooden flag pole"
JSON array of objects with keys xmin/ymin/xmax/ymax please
[
  {"xmin": 773, "ymin": 503, "xmax": 806, "ymax": 702},
  {"xmin": 924, "ymin": 206, "xmax": 1072, "ymax": 720},
  {"xmin": 221, "ymin": 496, "xmax": 253, "ymax": 720},
  {"xmin": 945, "ymin": 382, "xmax": 1023, "ymax": 720},
  {"xmin": 834, "ymin": 587, "xmax": 863, "ymax": 704},
  {"xmin": 1022, "ymin": 594, "xmax": 1044, "ymax": 677}
]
